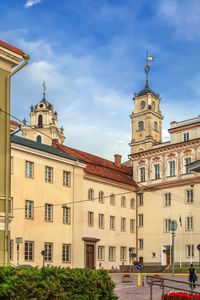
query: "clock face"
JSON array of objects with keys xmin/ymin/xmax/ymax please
[{"xmin": 140, "ymin": 101, "xmax": 145, "ymax": 110}]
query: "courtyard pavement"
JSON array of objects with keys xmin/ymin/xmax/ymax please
[{"xmin": 110, "ymin": 273, "xmax": 200, "ymax": 300}]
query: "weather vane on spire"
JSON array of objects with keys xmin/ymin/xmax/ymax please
[{"xmin": 145, "ymin": 50, "xmax": 154, "ymax": 87}]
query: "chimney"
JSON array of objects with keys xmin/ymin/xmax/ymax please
[
  {"xmin": 114, "ymin": 154, "xmax": 122, "ymax": 167},
  {"xmin": 52, "ymin": 138, "xmax": 58, "ymax": 148}
]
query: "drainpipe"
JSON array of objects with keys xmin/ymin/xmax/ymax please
[{"xmin": 4, "ymin": 54, "xmax": 29, "ymax": 265}]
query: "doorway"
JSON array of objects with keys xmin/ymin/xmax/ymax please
[
  {"xmin": 86, "ymin": 244, "xmax": 94, "ymax": 269},
  {"xmin": 166, "ymin": 252, "xmax": 170, "ymax": 265}
]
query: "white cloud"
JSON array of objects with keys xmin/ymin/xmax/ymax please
[
  {"xmin": 25, "ymin": 0, "xmax": 41, "ymax": 8},
  {"xmin": 158, "ymin": 0, "xmax": 200, "ymax": 40}
]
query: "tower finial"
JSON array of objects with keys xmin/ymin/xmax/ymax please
[
  {"xmin": 42, "ymin": 81, "xmax": 46, "ymax": 102},
  {"xmin": 145, "ymin": 50, "xmax": 154, "ymax": 87}
]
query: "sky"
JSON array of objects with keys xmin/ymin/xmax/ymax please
[{"xmin": 1, "ymin": 0, "xmax": 200, "ymax": 161}]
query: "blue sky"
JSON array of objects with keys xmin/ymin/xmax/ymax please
[{"xmin": 1, "ymin": 0, "xmax": 200, "ymax": 161}]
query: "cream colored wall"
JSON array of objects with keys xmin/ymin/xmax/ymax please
[
  {"xmin": 138, "ymin": 184, "xmax": 200, "ymax": 265},
  {"xmin": 82, "ymin": 176, "xmax": 136, "ymax": 269},
  {"xmin": 10, "ymin": 146, "xmax": 84, "ymax": 267}
]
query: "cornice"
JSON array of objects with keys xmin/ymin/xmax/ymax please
[
  {"xmin": 0, "ymin": 47, "xmax": 23, "ymax": 71},
  {"xmin": 130, "ymin": 110, "xmax": 164, "ymax": 120},
  {"xmin": 130, "ymin": 138, "xmax": 200, "ymax": 159},
  {"xmin": 169, "ymin": 122, "xmax": 200, "ymax": 133}
]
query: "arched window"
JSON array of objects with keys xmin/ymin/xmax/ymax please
[
  {"xmin": 138, "ymin": 121, "xmax": 144, "ymax": 130},
  {"xmin": 38, "ymin": 115, "xmax": 43, "ymax": 128},
  {"xmin": 99, "ymin": 191, "xmax": 104, "ymax": 203},
  {"xmin": 154, "ymin": 121, "xmax": 158, "ymax": 131},
  {"xmin": 121, "ymin": 196, "xmax": 126, "ymax": 207},
  {"xmin": 110, "ymin": 194, "xmax": 115, "ymax": 205},
  {"xmin": 152, "ymin": 101, "xmax": 155, "ymax": 110},
  {"xmin": 88, "ymin": 189, "xmax": 94, "ymax": 200},
  {"xmin": 36, "ymin": 135, "xmax": 41, "ymax": 143},
  {"xmin": 140, "ymin": 101, "xmax": 145, "ymax": 110}
]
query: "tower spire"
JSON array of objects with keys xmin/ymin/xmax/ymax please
[
  {"xmin": 42, "ymin": 81, "xmax": 46, "ymax": 102},
  {"xmin": 145, "ymin": 50, "xmax": 154, "ymax": 87}
]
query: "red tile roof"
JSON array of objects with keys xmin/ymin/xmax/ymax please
[
  {"xmin": 10, "ymin": 120, "xmax": 20, "ymax": 127},
  {"xmin": 0, "ymin": 40, "xmax": 24, "ymax": 57},
  {"xmin": 56, "ymin": 144, "xmax": 137, "ymax": 187}
]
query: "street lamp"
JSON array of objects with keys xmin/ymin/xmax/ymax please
[
  {"xmin": 170, "ymin": 219, "xmax": 177, "ymax": 291},
  {"xmin": 136, "ymin": 190, "xmax": 144, "ymax": 261},
  {"xmin": 41, "ymin": 250, "xmax": 47, "ymax": 267}
]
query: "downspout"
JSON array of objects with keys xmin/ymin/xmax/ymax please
[{"xmin": 5, "ymin": 54, "xmax": 29, "ymax": 265}]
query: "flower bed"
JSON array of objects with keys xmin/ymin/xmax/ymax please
[
  {"xmin": 163, "ymin": 292, "xmax": 200, "ymax": 299},
  {"xmin": 121, "ymin": 274, "xmax": 132, "ymax": 283}
]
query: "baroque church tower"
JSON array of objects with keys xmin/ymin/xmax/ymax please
[
  {"xmin": 129, "ymin": 57, "xmax": 163, "ymax": 154},
  {"xmin": 22, "ymin": 83, "xmax": 65, "ymax": 146}
]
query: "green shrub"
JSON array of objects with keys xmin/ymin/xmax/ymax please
[{"xmin": 0, "ymin": 267, "xmax": 118, "ymax": 300}]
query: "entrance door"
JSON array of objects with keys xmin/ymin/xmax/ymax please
[
  {"xmin": 166, "ymin": 252, "xmax": 170, "ymax": 265},
  {"xmin": 86, "ymin": 244, "xmax": 94, "ymax": 269}
]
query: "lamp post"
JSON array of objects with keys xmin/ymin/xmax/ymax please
[
  {"xmin": 41, "ymin": 250, "xmax": 47, "ymax": 267},
  {"xmin": 170, "ymin": 220, "xmax": 177, "ymax": 291},
  {"xmin": 136, "ymin": 190, "xmax": 144, "ymax": 261}
]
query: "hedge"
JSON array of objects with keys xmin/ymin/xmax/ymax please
[{"xmin": 0, "ymin": 266, "xmax": 118, "ymax": 299}]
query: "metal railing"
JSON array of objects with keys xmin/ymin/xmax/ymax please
[{"xmin": 146, "ymin": 275, "xmax": 200, "ymax": 300}]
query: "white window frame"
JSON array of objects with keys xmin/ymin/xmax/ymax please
[
  {"xmin": 25, "ymin": 200, "xmax": 34, "ymax": 219},
  {"xmin": 121, "ymin": 196, "xmax": 126, "ymax": 207},
  {"xmin": 121, "ymin": 217, "xmax": 126, "ymax": 231},
  {"xmin": 186, "ymin": 189, "xmax": 194, "ymax": 204},
  {"xmin": 110, "ymin": 216, "xmax": 115, "ymax": 230},
  {"xmin": 120, "ymin": 247, "xmax": 127, "ymax": 260},
  {"xmin": 62, "ymin": 244, "xmax": 71, "ymax": 262},
  {"xmin": 164, "ymin": 219, "xmax": 171, "ymax": 232},
  {"xmin": 44, "ymin": 243, "xmax": 53, "ymax": 261},
  {"xmin": 130, "ymin": 219, "xmax": 135, "ymax": 233},
  {"xmin": 45, "ymin": 204, "xmax": 53, "ymax": 222},
  {"xmin": 63, "ymin": 207, "xmax": 70, "ymax": 224},
  {"xmin": 169, "ymin": 160, "xmax": 176, "ymax": 177},
  {"xmin": 25, "ymin": 161, "xmax": 33, "ymax": 178},
  {"xmin": 138, "ymin": 214, "xmax": 143, "ymax": 227},
  {"xmin": 184, "ymin": 157, "xmax": 192, "ymax": 174},
  {"xmin": 88, "ymin": 189, "xmax": 94, "ymax": 200},
  {"xmin": 24, "ymin": 241, "xmax": 34, "ymax": 261},
  {"xmin": 154, "ymin": 164, "xmax": 160, "ymax": 179},
  {"xmin": 109, "ymin": 246, "xmax": 115, "ymax": 261},
  {"xmin": 183, "ymin": 132, "xmax": 190, "ymax": 142},
  {"xmin": 98, "ymin": 246, "xmax": 105, "ymax": 260},
  {"xmin": 110, "ymin": 194, "xmax": 115, "ymax": 205},
  {"xmin": 63, "ymin": 171, "xmax": 71, "ymax": 187},
  {"xmin": 139, "ymin": 167, "xmax": 145, "ymax": 182},
  {"xmin": 139, "ymin": 194, "xmax": 143, "ymax": 206},
  {"xmin": 139, "ymin": 239, "xmax": 143, "ymax": 249},
  {"xmin": 99, "ymin": 191, "xmax": 104, "ymax": 203},
  {"xmin": 99, "ymin": 214, "xmax": 104, "ymax": 229},
  {"xmin": 88, "ymin": 211, "xmax": 94, "ymax": 227},
  {"xmin": 186, "ymin": 245, "xmax": 194, "ymax": 257},
  {"xmin": 45, "ymin": 166, "xmax": 53, "ymax": 183},
  {"xmin": 186, "ymin": 216, "xmax": 193, "ymax": 231},
  {"xmin": 164, "ymin": 193, "xmax": 171, "ymax": 207},
  {"xmin": 130, "ymin": 198, "xmax": 135, "ymax": 209}
]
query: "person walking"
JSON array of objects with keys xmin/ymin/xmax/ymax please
[{"xmin": 189, "ymin": 264, "xmax": 197, "ymax": 288}]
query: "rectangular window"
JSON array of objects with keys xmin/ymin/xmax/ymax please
[
  {"xmin": 121, "ymin": 196, "xmax": 126, "ymax": 207},
  {"xmin": 109, "ymin": 247, "xmax": 115, "ymax": 261},
  {"xmin": 164, "ymin": 219, "xmax": 171, "ymax": 232},
  {"xmin": 139, "ymin": 214, "xmax": 143, "ymax": 227},
  {"xmin": 183, "ymin": 132, "xmax": 190, "ymax": 142},
  {"xmin": 62, "ymin": 244, "xmax": 71, "ymax": 262},
  {"xmin": 63, "ymin": 207, "xmax": 70, "ymax": 224},
  {"xmin": 25, "ymin": 200, "xmax": 34, "ymax": 219},
  {"xmin": 45, "ymin": 204, "xmax": 53, "ymax": 222},
  {"xmin": 24, "ymin": 241, "xmax": 34, "ymax": 261},
  {"xmin": 110, "ymin": 216, "xmax": 115, "ymax": 230},
  {"xmin": 130, "ymin": 219, "xmax": 135, "ymax": 233},
  {"xmin": 154, "ymin": 164, "xmax": 160, "ymax": 179},
  {"xmin": 120, "ymin": 247, "xmax": 127, "ymax": 260},
  {"xmin": 185, "ymin": 158, "xmax": 192, "ymax": 174},
  {"xmin": 139, "ymin": 194, "xmax": 143, "ymax": 206},
  {"xmin": 25, "ymin": 161, "xmax": 33, "ymax": 178},
  {"xmin": 164, "ymin": 193, "xmax": 171, "ymax": 206},
  {"xmin": 10, "ymin": 240, "xmax": 13, "ymax": 261},
  {"xmin": 98, "ymin": 246, "xmax": 105, "ymax": 260},
  {"xmin": 169, "ymin": 161, "xmax": 175, "ymax": 177},
  {"xmin": 63, "ymin": 171, "xmax": 71, "ymax": 187},
  {"xmin": 140, "ymin": 167, "xmax": 145, "ymax": 182},
  {"xmin": 186, "ymin": 190, "xmax": 193, "ymax": 203},
  {"xmin": 130, "ymin": 198, "xmax": 135, "ymax": 209},
  {"xmin": 186, "ymin": 245, "xmax": 194, "ymax": 257},
  {"xmin": 121, "ymin": 217, "xmax": 126, "ymax": 231},
  {"xmin": 45, "ymin": 166, "xmax": 53, "ymax": 183},
  {"xmin": 99, "ymin": 214, "xmax": 104, "ymax": 229},
  {"xmin": 45, "ymin": 243, "xmax": 53, "ymax": 261},
  {"xmin": 88, "ymin": 212, "xmax": 94, "ymax": 227},
  {"xmin": 99, "ymin": 191, "xmax": 104, "ymax": 203},
  {"xmin": 139, "ymin": 239, "xmax": 143, "ymax": 249},
  {"xmin": 110, "ymin": 194, "xmax": 115, "ymax": 205},
  {"xmin": 186, "ymin": 216, "xmax": 193, "ymax": 231}
]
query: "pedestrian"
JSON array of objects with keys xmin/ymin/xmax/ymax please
[{"xmin": 189, "ymin": 264, "xmax": 197, "ymax": 289}]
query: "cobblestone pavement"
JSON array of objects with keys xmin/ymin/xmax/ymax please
[{"xmin": 110, "ymin": 274, "xmax": 200, "ymax": 300}]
